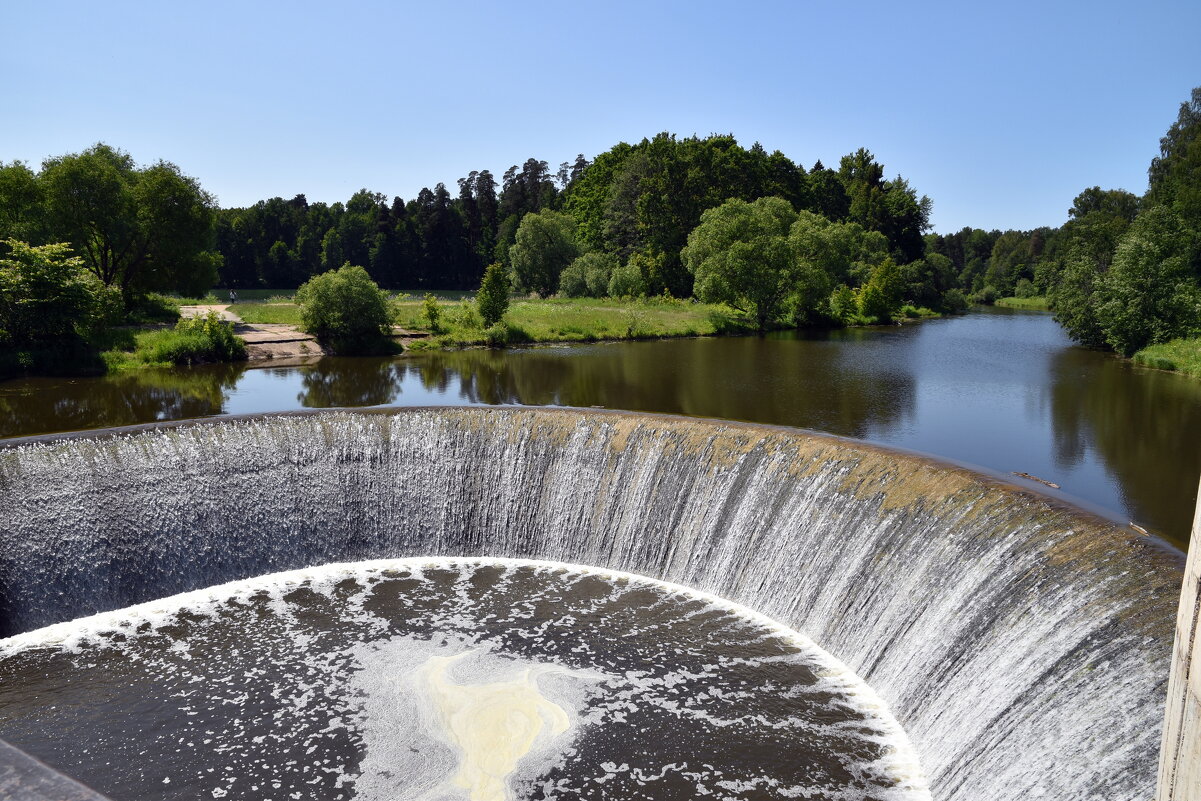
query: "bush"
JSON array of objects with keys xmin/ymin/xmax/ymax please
[
  {"xmin": 476, "ymin": 262, "xmax": 510, "ymax": 326},
  {"xmin": 451, "ymin": 298, "xmax": 483, "ymax": 329},
  {"xmin": 583, "ymin": 253, "xmax": 617, "ymax": 297},
  {"xmin": 608, "ymin": 263, "xmax": 646, "ymax": 298},
  {"xmin": 941, "ymin": 288, "xmax": 969, "ymax": 313},
  {"xmin": 829, "ymin": 284, "xmax": 856, "ymax": 324},
  {"xmin": 558, "ymin": 260, "xmax": 588, "ymax": 298},
  {"xmin": 559, "ymin": 252, "xmax": 616, "ymax": 298},
  {"xmin": 122, "ymin": 311, "xmax": 246, "ymax": 367},
  {"xmin": 971, "ymin": 285, "xmax": 999, "ymax": 305},
  {"xmin": 421, "ymin": 293, "xmax": 443, "ymax": 332},
  {"xmin": 1015, "ymin": 278, "xmax": 1037, "ymax": 298},
  {"xmin": 296, "ymin": 264, "xmax": 395, "ymax": 354},
  {"xmin": 483, "ymin": 320, "xmax": 531, "ymax": 347}
]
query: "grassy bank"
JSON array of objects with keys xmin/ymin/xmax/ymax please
[
  {"xmin": 995, "ymin": 296, "xmax": 1051, "ymax": 310},
  {"xmin": 232, "ymin": 296, "xmax": 755, "ymax": 347},
  {"xmin": 1132, "ymin": 338, "xmax": 1201, "ymax": 377},
  {"xmin": 406, "ymin": 297, "xmax": 752, "ymax": 348}
]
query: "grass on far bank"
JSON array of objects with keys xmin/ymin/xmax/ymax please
[
  {"xmin": 995, "ymin": 295, "xmax": 1051, "ymax": 310},
  {"xmin": 234, "ymin": 294, "xmax": 949, "ymax": 350},
  {"xmin": 405, "ymin": 296, "xmax": 752, "ymax": 348},
  {"xmin": 1132, "ymin": 338, "xmax": 1201, "ymax": 378},
  {"xmin": 232, "ymin": 295, "xmax": 755, "ymax": 347}
]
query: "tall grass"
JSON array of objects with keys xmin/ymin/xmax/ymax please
[
  {"xmin": 1132, "ymin": 338, "xmax": 1201, "ymax": 377},
  {"xmin": 104, "ymin": 312, "xmax": 246, "ymax": 369},
  {"xmin": 995, "ymin": 296, "xmax": 1051, "ymax": 310}
]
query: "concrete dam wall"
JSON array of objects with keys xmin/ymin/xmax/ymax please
[{"xmin": 0, "ymin": 407, "xmax": 1185, "ymax": 800}]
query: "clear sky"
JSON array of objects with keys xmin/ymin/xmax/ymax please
[{"xmin": 3, "ymin": 0, "xmax": 1198, "ymax": 233}]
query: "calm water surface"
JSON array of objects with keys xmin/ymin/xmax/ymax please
[{"xmin": 2, "ymin": 308, "xmax": 1198, "ymax": 543}]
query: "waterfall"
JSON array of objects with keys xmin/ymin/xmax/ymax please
[{"xmin": 0, "ymin": 407, "xmax": 1183, "ymax": 800}]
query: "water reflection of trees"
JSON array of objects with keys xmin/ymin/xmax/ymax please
[
  {"xmin": 401, "ymin": 336, "xmax": 916, "ymax": 439},
  {"xmin": 1050, "ymin": 348, "xmax": 1201, "ymax": 543},
  {"xmin": 0, "ymin": 364, "xmax": 245, "ymax": 438},
  {"xmin": 296, "ymin": 358, "xmax": 403, "ymax": 408}
]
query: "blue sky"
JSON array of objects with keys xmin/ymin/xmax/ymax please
[{"xmin": 3, "ymin": 0, "xmax": 1198, "ymax": 233}]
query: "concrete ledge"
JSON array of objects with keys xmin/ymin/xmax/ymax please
[{"xmin": 1157, "ymin": 474, "xmax": 1201, "ymax": 801}]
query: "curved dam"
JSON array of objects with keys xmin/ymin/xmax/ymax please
[{"xmin": 0, "ymin": 407, "xmax": 1185, "ymax": 801}]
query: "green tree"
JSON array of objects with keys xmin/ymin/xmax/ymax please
[
  {"xmin": 476, "ymin": 262, "xmax": 510, "ymax": 326},
  {"xmin": 1052, "ymin": 247, "xmax": 1109, "ymax": 348},
  {"xmin": 1148, "ymin": 87, "xmax": 1201, "ymax": 230},
  {"xmin": 295, "ymin": 264, "xmax": 394, "ymax": 354},
  {"xmin": 38, "ymin": 144, "xmax": 220, "ymax": 304},
  {"xmin": 682, "ymin": 197, "xmax": 802, "ymax": 332},
  {"xmin": 0, "ymin": 240, "xmax": 101, "ymax": 347},
  {"xmin": 856, "ymin": 258, "xmax": 904, "ymax": 322},
  {"xmin": 508, "ymin": 209, "xmax": 579, "ymax": 297},
  {"xmin": 788, "ymin": 210, "xmax": 887, "ymax": 288},
  {"xmin": 0, "ymin": 162, "xmax": 46, "ymax": 246},
  {"xmin": 1095, "ymin": 207, "xmax": 1201, "ymax": 355}
]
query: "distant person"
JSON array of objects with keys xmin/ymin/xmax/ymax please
[{"xmin": 228, "ymin": 289, "xmax": 237, "ymax": 303}]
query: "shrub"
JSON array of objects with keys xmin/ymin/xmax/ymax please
[
  {"xmin": 421, "ymin": 293, "xmax": 443, "ymax": 332},
  {"xmin": 856, "ymin": 282, "xmax": 890, "ymax": 323},
  {"xmin": 558, "ymin": 252, "xmax": 617, "ymax": 298},
  {"xmin": 451, "ymin": 298, "xmax": 483, "ymax": 329},
  {"xmin": 971, "ymin": 285, "xmax": 999, "ymax": 305},
  {"xmin": 583, "ymin": 253, "xmax": 617, "ymax": 297},
  {"xmin": 941, "ymin": 288, "xmax": 969, "ymax": 313},
  {"xmin": 558, "ymin": 260, "xmax": 588, "ymax": 298},
  {"xmin": 476, "ymin": 262, "xmax": 511, "ymax": 326},
  {"xmin": 1015, "ymin": 278, "xmax": 1037, "ymax": 298},
  {"xmin": 129, "ymin": 311, "xmax": 246, "ymax": 366},
  {"xmin": 829, "ymin": 284, "xmax": 856, "ymax": 324},
  {"xmin": 483, "ymin": 320, "xmax": 531, "ymax": 347},
  {"xmin": 125, "ymin": 293, "xmax": 182, "ymax": 324},
  {"xmin": 608, "ymin": 263, "xmax": 645, "ymax": 298},
  {"xmin": 296, "ymin": 264, "xmax": 395, "ymax": 354}
]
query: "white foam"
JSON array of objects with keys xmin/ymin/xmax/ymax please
[{"xmin": 2, "ymin": 557, "xmax": 931, "ymax": 800}]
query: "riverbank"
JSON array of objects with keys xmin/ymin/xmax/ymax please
[
  {"xmin": 995, "ymin": 296, "xmax": 1051, "ymax": 310},
  {"xmin": 232, "ymin": 296, "xmax": 755, "ymax": 347},
  {"xmin": 1133, "ymin": 338, "xmax": 1201, "ymax": 378},
  {"xmin": 232, "ymin": 295, "xmax": 949, "ymax": 351}
]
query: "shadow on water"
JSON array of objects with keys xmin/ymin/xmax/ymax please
[
  {"xmin": 404, "ymin": 335, "xmax": 916, "ymax": 440},
  {"xmin": 296, "ymin": 358, "xmax": 405, "ymax": 408},
  {"xmin": 1049, "ymin": 346, "xmax": 1201, "ymax": 543},
  {"xmin": 0, "ymin": 364, "xmax": 246, "ymax": 438}
]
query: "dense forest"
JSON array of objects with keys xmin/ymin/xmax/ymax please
[
  {"xmin": 210, "ymin": 136, "xmax": 931, "ymax": 298},
  {"xmin": 1, "ymin": 87, "xmax": 1198, "ymax": 359}
]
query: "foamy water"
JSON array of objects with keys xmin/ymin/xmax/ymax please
[
  {"xmin": 0, "ymin": 408, "xmax": 1182, "ymax": 799},
  {"xmin": 0, "ymin": 558, "xmax": 928, "ymax": 801}
]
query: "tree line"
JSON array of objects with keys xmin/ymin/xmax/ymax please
[
  {"xmin": 210, "ymin": 134, "xmax": 933, "ymax": 299},
  {"xmin": 4, "ymin": 87, "xmax": 1197, "ymax": 356}
]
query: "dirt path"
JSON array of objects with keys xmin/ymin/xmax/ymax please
[{"xmin": 179, "ymin": 305, "xmax": 327, "ymax": 361}]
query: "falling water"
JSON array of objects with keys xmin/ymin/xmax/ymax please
[{"xmin": 0, "ymin": 407, "xmax": 1184, "ymax": 800}]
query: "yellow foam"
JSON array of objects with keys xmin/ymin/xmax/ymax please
[{"xmin": 420, "ymin": 651, "xmax": 571, "ymax": 801}]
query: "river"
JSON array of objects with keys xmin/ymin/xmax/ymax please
[{"xmin": 2, "ymin": 307, "xmax": 1198, "ymax": 543}]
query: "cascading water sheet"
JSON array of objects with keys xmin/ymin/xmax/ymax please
[
  {"xmin": 0, "ymin": 559, "xmax": 929, "ymax": 801},
  {"xmin": 0, "ymin": 407, "xmax": 1184, "ymax": 800}
]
